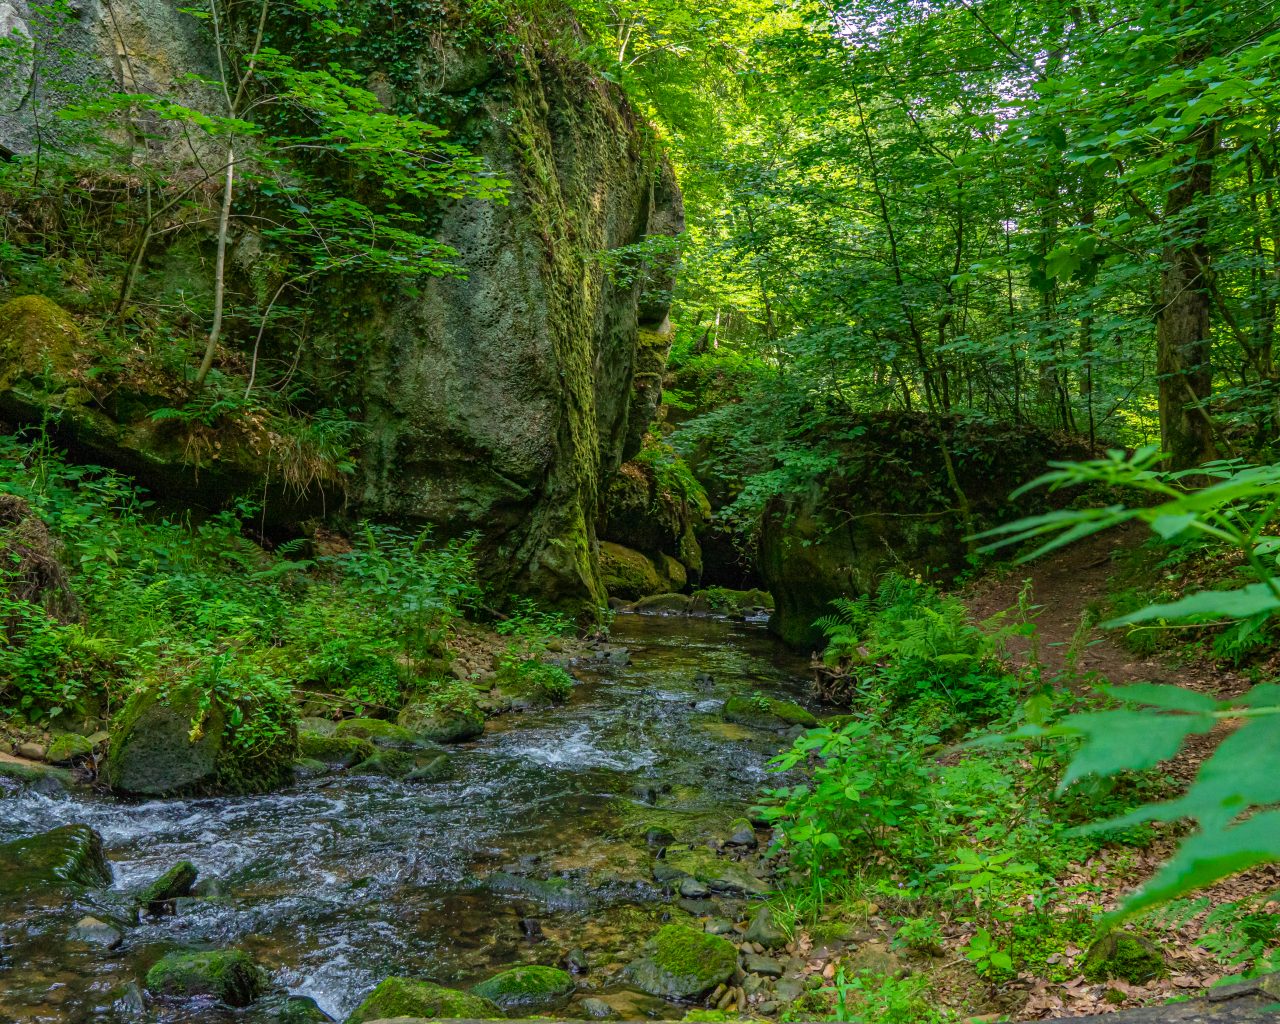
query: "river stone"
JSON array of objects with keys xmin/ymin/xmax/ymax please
[
  {"xmin": 405, "ymin": 753, "xmax": 451, "ymax": 783},
  {"xmin": 71, "ymin": 915, "xmax": 123, "ymax": 949},
  {"xmin": 345, "ymin": 977, "xmax": 500, "ymax": 1023},
  {"xmin": 580, "ymin": 995, "xmax": 621, "ymax": 1019},
  {"xmin": 724, "ymin": 818, "xmax": 758, "ymax": 848},
  {"xmin": 470, "ymin": 964, "xmax": 576, "ymax": 1011},
  {"xmin": 352, "ymin": 749, "xmax": 418, "ymax": 778},
  {"xmin": 743, "ymin": 905, "xmax": 787, "ymax": 948},
  {"xmin": 17, "ymin": 741, "xmax": 46, "ymax": 760},
  {"xmin": 0, "ymin": 824, "xmax": 112, "ymax": 900},
  {"xmin": 656, "ymin": 846, "xmax": 769, "ymax": 896},
  {"xmin": 679, "ymin": 876, "xmax": 710, "ymax": 898},
  {"xmin": 137, "ymin": 860, "xmax": 198, "ymax": 914},
  {"xmin": 625, "ymin": 923, "xmax": 738, "ymax": 999},
  {"xmin": 396, "ymin": 703, "xmax": 483, "ymax": 744},
  {"xmin": 334, "ymin": 718, "xmax": 437, "ymax": 750},
  {"xmin": 299, "ymin": 732, "xmax": 374, "ymax": 767},
  {"xmin": 742, "ymin": 952, "xmax": 784, "ymax": 978},
  {"xmin": 722, "ymin": 694, "xmax": 817, "ymax": 731},
  {"xmin": 0, "ymin": 758, "xmax": 72, "ymax": 796},
  {"xmin": 254, "ymin": 992, "xmax": 333, "ymax": 1022},
  {"xmin": 145, "ymin": 949, "xmax": 265, "ymax": 1006},
  {"xmin": 45, "ymin": 732, "xmax": 95, "ymax": 764},
  {"xmin": 293, "ymin": 756, "xmax": 330, "ymax": 780},
  {"xmin": 104, "ymin": 686, "xmax": 224, "ymax": 795}
]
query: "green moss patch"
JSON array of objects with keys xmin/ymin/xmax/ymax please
[
  {"xmin": 722, "ymin": 694, "xmax": 816, "ymax": 731},
  {"xmin": 470, "ymin": 964, "xmax": 576, "ymax": 1011},
  {"xmin": 1082, "ymin": 933, "xmax": 1166, "ymax": 984},
  {"xmin": 625, "ymin": 924, "xmax": 738, "ymax": 999},
  {"xmin": 144, "ymin": 949, "xmax": 265, "ymax": 1007},
  {"xmin": 344, "ymin": 976, "xmax": 500, "ymax": 1023}
]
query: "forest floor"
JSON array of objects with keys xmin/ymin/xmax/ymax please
[{"xmin": 960, "ymin": 526, "xmax": 1280, "ymax": 1019}]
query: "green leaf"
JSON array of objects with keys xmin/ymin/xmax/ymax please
[
  {"xmin": 1103, "ymin": 583, "xmax": 1280, "ymax": 626},
  {"xmin": 1056, "ymin": 709, "xmax": 1215, "ymax": 790},
  {"xmin": 1101, "ymin": 683, "xmax": 1221, "ymax": 713}
]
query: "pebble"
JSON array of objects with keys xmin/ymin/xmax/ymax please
[
  {"xmin": 678, "ymin": 877, "xmax": 710, "ymax": 898},
  {"xmin": 742, "ymin": 953, "xmax": 784, "ymax": 978},
  {"xmin": 71, "ymin": 917, "xmax": 122, "ymax": 950},
  {"xmin": 705, "ymin": 917, "xmax": 736, "ymax": 935},
  {"xmin": 17, "ymin": 742, "xmax": 45, "ymax": 761}
]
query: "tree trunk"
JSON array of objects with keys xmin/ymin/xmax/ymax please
[{"xmin": 1156, "ymin": 53, "xmax": 1217, "ymax": 469}]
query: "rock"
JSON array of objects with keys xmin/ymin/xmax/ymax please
[
  {"xmin": 254, "ymin": 992, "xmax": 334, "ymax": 1022},
  {"xmin": 293, "ymin": 757, "xmax": 330, "ymax": 780},
  {"xmin": 631, "ymin": 592, "xmax": 694, "ymax": 615},
  {"xmin": 396, "ymin": 703, "xmax": 483, "ymax": 744},
  {"xmin": 299, "ymin": 732, "xmax": 374, "ymax": 767},
  {"xmin": 625, "ymin": 924, "xmax": 738, "ymax": 999},
  {"xmin": 705, "ymin": 917, "xmax": 736, "ymax": 935},
  {"xmin": 656, "ymin": 846, "xmax": 769, "ymax": 896},
  {"xmin": 105, "ymin": 684, "xmax": 296, "ymax": 796},
  {"xmin": 352, "ymin": 750, "xmax": 418, "ymax": 778},
  {"xmin": 600, "ymin": 541, "xmax": 667, "ymax": 600},
  {"xmin": 345, "ymin": 977, "xmax": 499, "ymax": 1023},
  {"xmin": 137, "ymin": 861, "xmax": 198, "ymax": 914},
  {"xmin": 0, "ymin": 824, "xmax": 112, "ymax": 901},
  {"xmin": 71, "ymin": 915, "xmax": 123, "ymax": 949},
  {"xmin": 17, "ymin": 741, "xmax": 46, "ymax": 761},
  {"xmin": 580, "ymin": 996, "xmax": 621, "ymax": 1019},
  {"xmin": 600, "ymin": 452, "xmax": 708, "ymax": 589},
  {"xmin": 334, "ymin": 718, "xmax": 439, "ymax": 750},
  {"xmin": 725, "ymin": 818, "xmax": 758, "ymax": 847},
  {"xmin": 846, "ymin": 941, "xmax": 905, "ymax": 978},
  {"xmin": 679, "ymin": 876, "xmax": 711, "ymax": 898},
  {"xmin": 563, "ymin": 947, "xmax": 589, "ymax": 974},
  {"xmin": 44, "ymin": 732, "xmax": 95, "ymax": 764},
  {"xmin": 1083, "ymin": 932, "xmax": 1167, "ymax": 984},
  {"xmin": 743, "ymin": 906, "xmax": 788, "ymax": 949},
  {"xmin": 722, "ymin": 694, "xmax": 817, "ymax": 731},
  {"xmin": 0, "ymin": 758, "xmax": 72, "ymax": 796},
  {"xmin": 0, "ymin": 295, "xmax": 79, "ymax": 391},
  {"xmin": 470, "ymin": 964, "xmax": 576, "ymax": 1011},
  {"xmin": 145, "ymin": 949, "xmax": 265, "ymax": 1007},
  {"xmin": 405, "ymin": 754, "xmax": 451, "ymax": 783},
  {"xmin": 742, "ymin": 953, "xmax": 784, "ymax": 978},
  {"xmin": 774, "ymin": 977, "xmax": 806, "ymax": 1003},
  {"xmin": 298, "ymin": 717, "xmax": 337, "ymax": 736}
]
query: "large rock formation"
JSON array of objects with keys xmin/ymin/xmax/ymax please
[
  {"xmin": 757, "ymin": 414, "xmax": 1087, "ymax": 648},
  {"xmin": 0, "ymin": 2, "xmax": 683, "ymax": 616}
]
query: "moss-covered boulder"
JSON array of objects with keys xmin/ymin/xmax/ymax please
[
  {"xmin": 344, "ymin": 977, "xmax": 500, "ymax": 1023},
  {"xmin": 1082, "ymin": 933, "xmax": 1167, "ymax": 984},
  {"xmin": 299, "ymin": 731, "xmax": 374, "ymax": 767},
  {"xmin": 334, "ymin": 718, "xmax": 436, "ymax": 750},
  {"xmin": 145, "ymin": 949, "xmax": 265, "ymax": 1006},
  {"xmin": 470, "ymin": 964, "xmax": 576, "ymax": 1011},
  {"xmin": 105, "ymin": 684, "xmax": 297, "ymax": 796},
  {"xmin": 0, "ymin": 758, "xmax": 73, "ymax": 796},
  {"xmin": 600, "ymin": 541, "xmax": 666, "ymax": 600},
  {"xmin": 0, "ymin": 295, "xmax": 79, "ymax": 390},
  {"xmin": 0, "ymin": 824, "xmax": 112, "ymax": 901},
  {"xmin": 352, "ymin": 749, "xmax": 418, "ymax": 778},
  {"xmin": 397, "ymin": 702, "xmax": 483, "ymax": 744},
  {"xmin": 654, "ymin": 846, "xmax": 769, "ymax": 896},
  {"xmin": 625, "ymin": 924, "xmax": 738, "ymax": 999},
  {"xmin": 44, "ymin": 732, "xmax": 96, "ymax": 765},
  {"xmin": 722, "ymin": 694, "xmax": 816, "ymax": 731},
  {"xmin": 136, "ymin": 861, "xmax": 198, "ymax": 914},
  {"xmin": 631, "ymin": 592, "xmax": 694, "ymax": 614}
]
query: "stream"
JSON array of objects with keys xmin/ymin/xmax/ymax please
[{"xmin": 0, "ymin": 614, "xmax": 812, "ymax": 1023}]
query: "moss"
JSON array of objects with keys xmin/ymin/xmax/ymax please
[
  {"xmin": 136, "ymin": 861, "xmax": 198, "ymax": 912},
  {"xmin": 626, "ymin": 924, "xmax": 738, "ymax": 999},
  {"xmin": 352, "ymin": 749, "xmax": 418, "ymax": 778},
  {"xmin": 299, "ymin": 731, "xmax": 374, "ymax": 767},
  {"xmin": 145, "ymin": 949, "xmax": 265, "ymax": 1007},
  {"xmin": 1082, "ymin": 933, "xmax": 1166, "ymax": 984},
  {"xmin": 470, "ymin": 965, "xmax": 576, "ymax": 1010},
  {"xmin": 0, "ymin": 824, "xmax": 112, "ymax": 900},
  {"xmin": 334, "ymin": 717, "xmax": 434, "ymax": 749},
  {"xmin": 396, "ymin": 701, "xmax": 483, "ymax": 743},
  {"xmin": 45, "ymin": 732, "xmax": 96, "ymax": 764},
  {"xmin": 599, "ymin": 541, "xmax": 664, "ymax": 600},
  {"xmin": 344, "ymin": 977, "xmax": 500, "ymax": 1023},
  {"xmin": 0, "ymin": 294, "xmax": 80, "ymax": 390},
  {"xmin": 722, "ymin": 694, "xmax": 817, "ymax": 731}
]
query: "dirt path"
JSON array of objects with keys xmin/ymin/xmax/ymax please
[{"xmin": 960, "ymin": 526, "xmax": 1280, "ymax": 1019}]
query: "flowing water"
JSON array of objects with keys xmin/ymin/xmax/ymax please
[{"xmin": 0, "ymin": 614, "xmax": 812, "ymax": 1023}]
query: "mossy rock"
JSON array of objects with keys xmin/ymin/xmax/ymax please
[
  {"xmin": 654, "ymin": 845, "xmax": 769, "ymax": 896},
  {"xmin": 470, "ymin": 964, "xmax": 576, "ymax": 1011},
  {"xmin": 0, "ymin": 294, "xmax": 79, "ymax": 390},
  {"xmin": 352, "ymin": 749, "xmax": 418, "ymax": 778},
  {"xmin": 405, "ymin": 753, "xmax": 451, "ymax": 783},
  {"xmin": 45, "ymin": 732, "xmax": 96, "ymax": 765},
  {"xmin": 299, "ymin": 731, "xmax": 374, "ymax": 767},
  {"xmin": 631, "ymin": 592, "xmax": 693, "ymax": 614},
  {"xmin": 145, "ymin": 949, "xmax": 265, "ymax": 1006},
  {"xmin": 137, "ymin": 860, "xmax": 198, "ymax": 913},
  {"xmin": 600, "ymin": 541, "xmax": 665, "ymax": 600},
  {"xmin": 106, "ymin": 684, "xmax": 297, "ymax": 796},
  {"xmin": 396, "ymin": 702, "xmax": 483, "ymax": 744},
  {"xmin": 0, "ymin": 758, "xmax": 73, "ymax": 796},
  {"xmin": 657, "ymin": 553, "xmax": 688, "ymax": 592},
  {"xmin": 1082, "ymin": 933, "xmax": 1167, "ymax": 984},
  {"xmin": 0, "ymin": 823, "xmax": 112, "ymax": 901},
  {"xmin": 334, "ymin": 718, "xmax": 436, "ymax": 750},
  {"xmin": 625, "ymin": 924, "xmax": 738, "ymax": 999},
  {"xmin": 722, "ymin": 694, "xmax": 816, "ymax": 731},
  {"xmin": 344, "ymin": 977, "xmax": 500, "ymax": 1023}
]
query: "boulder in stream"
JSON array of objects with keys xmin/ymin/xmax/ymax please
[
  {"xmin": 333, "ymin": 718, "xmax": 439, "ymax": 750},
  {"xmin": 136, "ymin": 860, "xmax": 198, "ymax": 914},
  {"xmin": 0, "ymin": 823, "xmax": 112, "ymax": 901},
  {"xmin": 470, "ymin": 964, "xmax": 576, "ymax": 1011},
  {"xmin": 625, "ymin": 923, "xmax": 738, "ymax": 999},
  {"xmin": 396, "ymin": 702, "xmax": 483, "ymax": 743},
  {"xmin": 299, "ymin": 732, "xmax": 375, "ymax": 767},
  {"xmin": 722, "ymin": 694, "xmax": 816, "ymax": 731},
  {"xmin": 344, "ymin": 977, "xmax": 500, "ymax": 1023},
  {"xmin": 145, "ymin": 948, "xmax": 266, "ymax": 1006}
]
